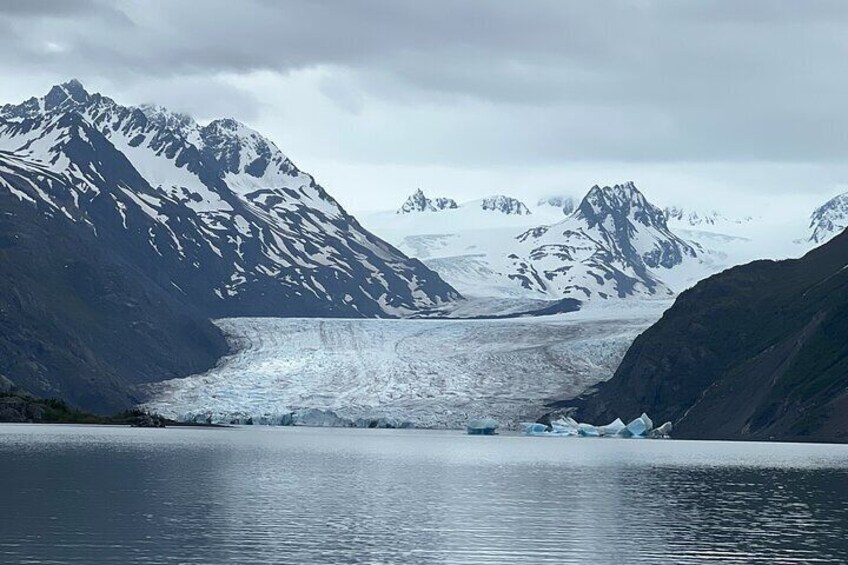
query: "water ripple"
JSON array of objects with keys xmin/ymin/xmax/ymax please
[{"xmin": 1, "ymin": 425, "xmax": 847, "ymax": 564}]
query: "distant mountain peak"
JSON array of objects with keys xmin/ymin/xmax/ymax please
[
  {"xmin": 809, "ymin": 191, "xmax": 848, "ymax": 244},
  {"xmin": 479, "ymin": 195, "xmax": 530, "ymax": 215},
  {"xmin": 537, "ymin": 195, "xmax": 576, "ymax": 215},
  {"xmin": 576, "ymin": 181, "xmax": 668, "ymax": 231},
  {"xmin": 511, "ymin": 181, "xmax": 697, "ymax": 301},
  {"xmin": 397, "ymin": 189, "xmax": 458, "ymax": 214}
]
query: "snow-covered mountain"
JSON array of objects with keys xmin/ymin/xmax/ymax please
[
  {"xmin": 480, "ymin": 195, "xmax": 531, "ymax": 215},
  {"xmin": 396, "ymin": 189, "xmax": 530, "ymax": 216},
  {"xmin": 663, "ymin": 206, "xmax": 753, "ymax": 227},
  {"xmin": 809, "ymin": 192, "xmax": 848, "ymax": 244},
  {"xmin": 364, "ymin": 182, "xmax": 708, "ymax": 304},
  {"xmin": 397, "ymin": 189, "xmax": 458, "ymax": 213},
  {"xmin": 537, "ymin": 195, "xmax": 576, "ymax": 216},
  {"xmin": 511, "ymin": 182, "xmax": 699, "ymax": 300},
  {"xmin": 0, "ymin": 80, "xmax": 459, "ymax": 318}
]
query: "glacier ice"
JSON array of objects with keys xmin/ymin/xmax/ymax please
[
  {"xmin": 522, "ymin": 413, "xmax": 669, "ymax": 439},
  {"xmin": 625, "ymin": 413, "xmax": 655, "ymax": 437},
  {"xmin": 650, "ymin": 421, "xmax": 673, "ymax": 438},
  {"xmin": 598, "ymin": 417, "xmax": 626, "ymax": 436},
  {"xmin": 144, "ymin": 315, "xmax": 652, "ymax": 429},
  {"xmin": 466, "ymin": 418, "xmax": 499, "ymax": 435},
  {"xmin": 577, "ymin": 423, "xmax": 600, "ymax": 437},
  {"xmin": 522, "ymin": 422, "xmax": 551, "ymax": 436},
  {"xmin": 550, "ymin": 417, "xmax": 579, "ymax": 436}
]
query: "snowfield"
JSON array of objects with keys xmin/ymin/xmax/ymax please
[{"xmin": 143, "ymin": 309, "xmax": 663, "ymax": 429}]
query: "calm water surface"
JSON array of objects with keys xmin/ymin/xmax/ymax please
[{"xmin": 1, "ymin": 424, "xmax": 847, "ymax": 564}]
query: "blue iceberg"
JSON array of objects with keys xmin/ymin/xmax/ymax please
[
  {"xmin": 521, "ymin": 422, "xmax": 551, "ymax": 436},
  {"xmin": 521, "ymin": 413, "xmax": 670, "ymax": 439},
  {"xmin": 466, "ymin": 418, "xmax": 499, "ymax": 435},
  {"xmin": 625, "ymin": 413, "xmax": 654, "ymax": 437},
  {"xmin": 598, "ymin": 418, "xmax": 626, "ymax": 437}
]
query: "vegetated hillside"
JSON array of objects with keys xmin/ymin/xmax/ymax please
[{"xmin": 565, "ymin": 227, "xmax": 848, "ymax": 443}]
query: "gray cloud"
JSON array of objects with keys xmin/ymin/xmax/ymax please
[{"xmin": 1, "ymin": 1, "xmax": 847, "ymax": 208}]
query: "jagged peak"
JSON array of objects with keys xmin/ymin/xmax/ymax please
[
  {"xmin": 44, "ymin": 79, "xmax": 92, "ymax": 110},
  {"xmin": 584, "ymin": 181, "xmax": 642, "ymax": 201},
  {"xmin": 575, "ymin": 181, "xmax": 668, "ymax": 230},
  {"xmin": 203, "ymin": 117, "xmax": 260, "ymax": 138},
  {"xmin": 397, "ymin": 189, "xmax": 457, "ymax": 214},
  {"xmin": 61, "ymin": 79, "xmax": 88, "ymax": 97},
  {"xmin": 479, "ymin": 194, "xmax": 531, "ymax": 215}
]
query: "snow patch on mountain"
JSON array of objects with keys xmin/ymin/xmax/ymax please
[
  {"xmin": 0, "ymin": 80, "xmax": 459, "ymax": 317},
  {"xmin": 510, "ymin": 182, "xmax": 700, "ymax": 300},
  {"xmin": 364, "ymin": 182, "xmax": 717, "ymax": 303},
  {"xmin": 809, "ymin": 192, "xmax": 848, "ymax": 244},
  {"xmin": 663, "ymin": 206, "xmax": 754, "ymax": 227}
]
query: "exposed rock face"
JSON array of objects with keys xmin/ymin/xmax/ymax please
[
  {"xmin": 0, "ymin": 396, "xmax": 42, "ymax": 422},
  {"xmin": 565, "ymin": 228, "xmax": 848, "ymax": 443},
  {"xmin": 397, "ymin": 189, "xmax": 458, "ymax": 213},
  {"xmin": 480, "ymin": 195, "xmax": 531, "ymax": 215},
  {"xmin": 0, "ymin": 80, "xmax": 459, "ymax": 319},
  {"xmin": 0, "ymin": 80, "xmax": 461, "ymax": 412},
  {"xmin": 509, "ymin": 182, "xmax": 698, "ymax": 300}
]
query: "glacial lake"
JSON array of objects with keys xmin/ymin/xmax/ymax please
[{"xmin": 2, "ymin": 425, "xmax": 847, "ymax": 564}]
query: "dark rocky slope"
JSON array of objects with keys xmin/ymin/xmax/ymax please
[
  {"xmin": 0, "ymin": 81, "xmax": 461, "ymax": 413},
  {"xmin": 564, "ymin": 228, "xmax": 848, "ymax": 443},
  {"xmin": 0, "ymin": 183, "xmax": 227, "ymax": 413}
]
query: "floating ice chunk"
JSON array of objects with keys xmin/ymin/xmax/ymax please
[
  {"xmin": 466, "ymin": 418, "xmax": 499, "ymax": 435},
  {"xmin": 550, "ymin": 416, "xmax": 579, "ymax": 435},
  {"xmin": 625, "ymin": 413, "xmax": 655, "ymax": 437},
  {"xmin": 598, "ymin": 418, "xmax": 626, "ymax": 437},
  {"xmin": 578, "ymin": 423, "xmax": 600, "ymax": 437},
  {"xmin": 522, "ymin": 422, "xmax": 550, "ymax": 436},
  {"xmin": 522, "ymin": 413, "xmax": 666, "ymax": 439},
  {"xmin": 649, "ymin": 421, "xmax": 673, "ymax": 439}
]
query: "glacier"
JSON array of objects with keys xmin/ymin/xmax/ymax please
[{"xmin": 142, "ymin": 309, "xmax": 660, "ymax": 429}]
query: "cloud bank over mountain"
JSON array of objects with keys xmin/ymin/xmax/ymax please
[{"xmin": 2, "ymin": 1, "xmax": 848, "ymax": 210}]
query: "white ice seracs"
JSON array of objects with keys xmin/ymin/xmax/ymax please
[{"xmin": 523, "ymin": 414, "xmax": 671, "ymax": 439}]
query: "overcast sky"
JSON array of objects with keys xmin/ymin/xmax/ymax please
[{"xmin": 1, "ymin": 0, "xmax": 847, "ymax": 213}]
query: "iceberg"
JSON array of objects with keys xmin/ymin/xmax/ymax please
[
  {"xmin": 466, "ymin": 418, "xmax": 499, "ymax": 435},
  {"xmin": 522, "ymin": 422, "xmax": 551, "ymax": 436},
  {"xmin": 522, "ymin": 413, "xmax": 668, "ymax": 439},
  {"xmin": 598, "ymin": 417, "xmax": 626, "ymax": 437},
  {"xmin": 550, "ymin": 416, "xmax": 579, "ymax": 436},
  {"xmin": 577, "ymin": 423, "xmax": 600, "ymax": 437},
  {"xmin": 650, "ymin": 421, "xmax": 673, "ymax": 439},
  {"xmin": 625, "ymin": 413, "xmax": 655, "ymax": 437}
]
